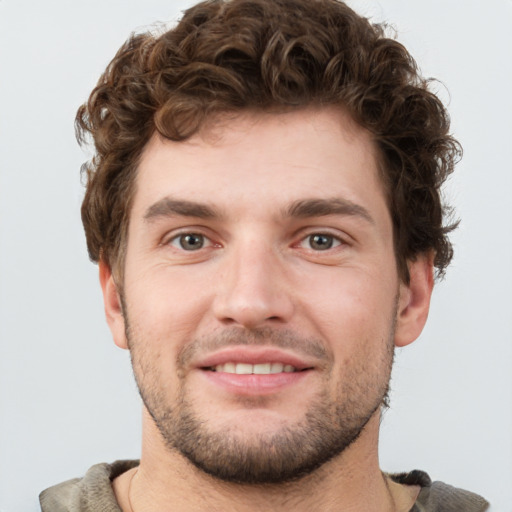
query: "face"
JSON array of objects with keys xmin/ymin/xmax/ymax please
[{"xmin": 102, "ymin": 108, "xmax": 432, "ymax": 484}]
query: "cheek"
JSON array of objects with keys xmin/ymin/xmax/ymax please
[
  {"xmin": 302, "ymin": 270, "xmax": 397, "ymax": 344},
  {"xmin": 125, "ymin": 263, "xmax": 213, "ymax": 338}
]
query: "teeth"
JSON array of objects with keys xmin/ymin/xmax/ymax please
[
  {"xmin": 235, "ymin": 363, "xmax": 252, "ymax": 375},
  {"xmin": 213, "ymin": 362, "xmax": 298, "ymax": 374},
  {"xmin": 223, "ymin": 362, "xmax": 236, "ymax": 373},
  {"xmin": 253, "ymin": 363, "xmax": 271, "ymax": 374},
  {"xmin": 270, "ymin": 362, "xmax": 284, "ymax": 373}
]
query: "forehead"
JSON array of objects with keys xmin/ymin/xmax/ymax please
[{"xmin": 133, "ymin": 108, "xmax": 386, "ymax": 220}]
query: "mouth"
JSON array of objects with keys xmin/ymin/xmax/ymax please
[
  {"xmin": 206, "ymin": 362, "xmax": 306, "ymax": 374},
  {"xmin": 195, "ymin": 348, "xmax": 316, "ymax": 395},
  {"xmin": 197, "ymin": 347, "xmax": 315, "ymax": 373}
]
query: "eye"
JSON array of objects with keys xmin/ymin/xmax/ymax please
[
  {"xmin": 300, "ymin": 233, "xmax": 342, "ymax": 251},
  {"xmin": 169, "ymin": 233, "xmax": 210, "ymax": 251}
]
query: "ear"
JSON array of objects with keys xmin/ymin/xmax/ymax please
[
  {"xmin": 99, "ymin": 260, "xmax": 129, "ymax": 350},
  {"xmin": 394, "ymin": 254, "xmax": 434, "ymax": 348}
]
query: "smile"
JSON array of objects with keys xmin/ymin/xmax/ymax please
[
  {"xmin": 211, "ymin": 362, "xmax": 299, "ymax": 374},
  {"xmin": 196, "ymin": 349, "xmax": 316, "ymax": 395}
]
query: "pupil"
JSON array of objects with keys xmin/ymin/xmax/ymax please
[
  {"xmin": 180, "ymin": 234, "xmax": 203, "ymax": 250},
  {"xmin": 311, "ymin": 234, "xmax": 332, "ymax": 250}
]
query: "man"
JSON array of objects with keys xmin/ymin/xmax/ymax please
[{"xmin": 40, "ymin": 0, "xmax": 489, "ymax": 510}]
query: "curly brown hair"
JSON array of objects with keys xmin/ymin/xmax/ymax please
[{"xmin": 77, "ymin": 0, "xmax": 460, "ymax": 283}]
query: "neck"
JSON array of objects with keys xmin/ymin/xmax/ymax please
[{"xmin": 113, "ymin": 409, "xmax": 417, "ymax": 512}]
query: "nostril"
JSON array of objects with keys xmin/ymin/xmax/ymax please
[
  {"xmin": 213, "ymin": 289, "xmax": 294, "ymax": 328},
  {"xmin": 220, "ymin": 317, "xmax": 237, "ymax": 325}
]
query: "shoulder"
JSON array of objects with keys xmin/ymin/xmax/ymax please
[
  {"xmin": 39, "ymin": 460, "xmax": 139, "ymax": 512},
  {"xmin": 415, "ymin": 480, "xmax": 490, "ymax": 512},
  {"xmin": 390, "ymin": 470, "xmax": 490, "ymax": 512}
]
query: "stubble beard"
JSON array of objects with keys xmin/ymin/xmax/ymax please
[{"xmin": 125, "ymin": 318, "xmax": 395, "ymax": 485}]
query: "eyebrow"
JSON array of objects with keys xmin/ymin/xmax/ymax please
[
  {"xmin": 143, "ymin": 196, "xmax": 374, "ymax": 224},
  {"xmin": 284, "ymin": 198, "xmax": 374, "ymax": 224},
  {"xmin": 144, "ymin": 198, "xmax": 221, "ymax": 221}
]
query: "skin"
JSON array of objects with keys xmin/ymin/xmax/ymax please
[{"xmin": 101, "ymin": 108, "xmax": 433, "ymax": 511}]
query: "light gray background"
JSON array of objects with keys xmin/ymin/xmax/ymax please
[{"xmin": 0, "ymin": 1, "xmax": 511, "ymax": 510}]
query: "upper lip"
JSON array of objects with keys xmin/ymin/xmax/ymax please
[{"xmin": 195, "ymin": 347, "xmax": 316, "ymax": 371}]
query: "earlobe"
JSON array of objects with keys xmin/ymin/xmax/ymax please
[
  {"xmin": 394, "ymin": 254, "xmax": 434, "ymax": 348},
  {"xmin": 99, "ymin": 260, "xmax": 129, "ymax": 350}
]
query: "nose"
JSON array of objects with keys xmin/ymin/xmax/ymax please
[{"xmin": 212, "ymin": 242, "xmax": 295, "ymax": 329}]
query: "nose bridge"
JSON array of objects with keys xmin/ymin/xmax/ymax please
[{"xmin": 213, "ymin": 234, "xmax": 293, "ymax": 327}]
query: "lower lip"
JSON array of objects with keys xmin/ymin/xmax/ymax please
[{"xmin": 200, "ymin": 369, "xmax": 311, "ymax": 396}]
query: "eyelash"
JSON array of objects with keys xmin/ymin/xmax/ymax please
[
  {"xmin": 164, "ymin": 231, "xmax": 346, "ymax": 252},
  {"xmin": 297, "ymin": 233, "xmax": 344, "ymax": 251},
  {"xmin": 167, "ymin": 232, "xmax": 214, "ymax": 251}
]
